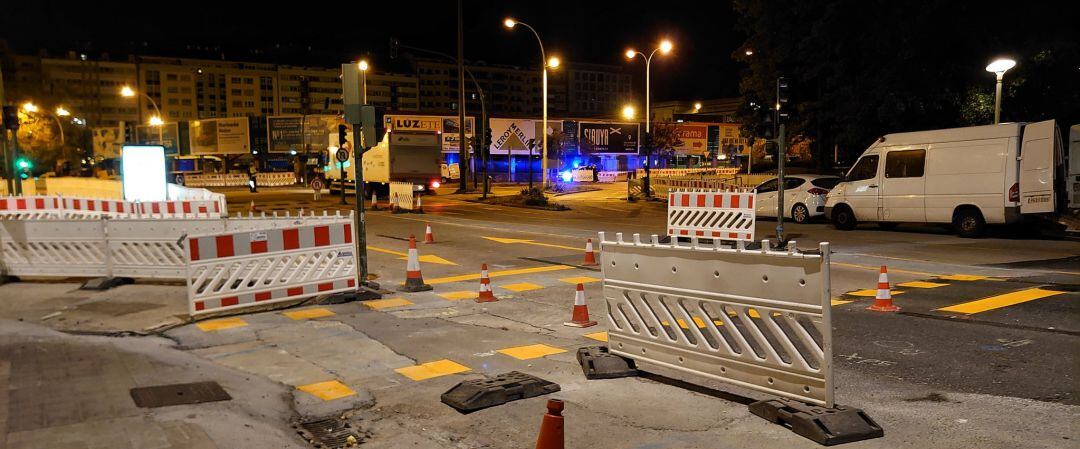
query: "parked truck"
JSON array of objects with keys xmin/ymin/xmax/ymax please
[
  {"xmin": 824, "ymin": 120, "xmax": 1076, "ymax": 237},
  {"xmin": 328, "ymin": 130, "xmax": 443, "ymax": 195}
]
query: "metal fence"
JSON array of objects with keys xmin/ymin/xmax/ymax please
[{"xmin": 598, "ymin": 232, "xmax": 833, "ymax": 407}]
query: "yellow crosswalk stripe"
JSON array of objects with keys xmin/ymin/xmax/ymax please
[
  {"xmin": 425, "ymin": 265, "xmax": 574, "ymax": 285},
  {"xmin": 497, "ymin": 344, "xmax": 566, "ymax": 360},
  {"xmin": 936, "ymin": 288, "xmax": 1066, "ymax": 314},
  {"xmin": 438, "ymin": 291, "xmax": 479, "ymax": 301},
  {"xmin": 369, "ymin": 246, "xmax": 457, "ymax": 265},
  {"xmin": 297, "ymin": 380, "xmax": 356, "ymax": 401},
  {"xmin": 847, "ymin": 289, "xmax": 906, "ymax": 297},
  {"xmin": 500, "ymin": 282, "xmax": 544, "ymax": 292},
  {"xmin": 395, "ymin": 359, "xmax": 471, "ymax": 381},
  {"xmin": 196, "ymin": 317, "xmax": 247, "ymax": 331},
  {"xmin": 584, "ymin": 331, "xmax": 608, "ymax": 342},
  {"xmin": 938, "ymin": 274, "xmax": 989, "ymax": 281},
  {"xmin": 897, "ymin": 281, "xmax": 949, "ymax": 289},
  {"xmin": 282, "ymin": 308, "xmax": 335, "ymax": 320},
  {"xmin": 831, "ymin": 299, "xmax": 853, "ymax": 306},
  {"xmin": 364, "ymin": 298, "xmax": 413, "ymax": 310},
  {"xmin": 559, "ymin": 276, "xmax": 601, "ymax": 285}
]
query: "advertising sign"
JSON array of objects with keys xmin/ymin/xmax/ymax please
[
  {"xmin": 92, "ymin": 126, "xmax": 123, "ymax": 159},
  {"xmin": 578, "ymin": 122, "xmax": 640, "ymax": 154},
  {"xmin": 121, "ymin": 145, "xmax": 167, "ymax": 202},
  {"xmin": 719, "ymin": 123, "xmax": 750, "ymax": 156},
  {"xmin": 189, "ymin": 117, "xmax": 251, "ymax": 155},
  {"xmin": 267, "ymin": 115, "xmax": 344, "ymax": 153},
  {"xmin": 135, "ymin": 122, "xmax": 181, "ymax": 155},
  {"xmin": 387, "ymin": 115, "xmax": 474, "ymax": 153},
  {"xmin": 489, "ymin": 118, "xmax": 536, "ymax": 156},
  {"xmin": 672, "ymin": 124, "xmax": 709, "ymax": 155}
]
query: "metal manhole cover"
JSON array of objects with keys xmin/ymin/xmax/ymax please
[
  {"xmin": 130, "ymin": 381, "xmax": 231, "ymax": 408},
  {"xmin": 298, "ymin": 418, "xmax": 362, "ymax": 448}
]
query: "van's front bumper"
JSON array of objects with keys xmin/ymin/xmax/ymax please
[{"xmin": 823, "ymin": 206, "xmax": 834, "ymax": 219}]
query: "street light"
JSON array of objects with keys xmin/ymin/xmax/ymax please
[
  {"xmin": 693, "ymin": 101, "xmax": 702, "ymax": 112},
  {"xmin": 505, "ymin": 17, "xmax": 558, "ymax": 190},
  {"xmin": 625, "ymin": 39, "xmax": 674, "ymax": 197},
  {"xmin": 149, "ymin": 116, "xmax": 164, "ymax": 126},
  {"xmin": 55, "ymin": 107, "xmax": 70, "ymax": 117},
  {"xmin": 21, "ymin": 102, "xmax": 38, "ymax": 113},
  {"xmin": 622, "ymin": 104, "xmax": 636, "ymax": 120},
  {"xmin": 985, "ymin": 58, "xmax": 1016, "ymax": 124},
  {"xmin": 357, "ymin": 59, "xmax": 370, "ymax": 104},
  {"xmin": 120, "ymin": 85, "xmax": 164, "ymax": 144}
]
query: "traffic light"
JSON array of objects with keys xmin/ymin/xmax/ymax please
[
  {"xmin": 15, "ymin": 157, "xmax": 32, "ymax": 179},
  {"xmin": 2, "ymin": 105, "xmax": 18, "ymax": 130},
  {"xmin": 338, "ymin": 124, "xmax": 348, "ymax": 146},
  {"xmin": 389, "ymin": 38, "xmax": 400, "ymax": 59},
  {"xmin": 484, "ymin": 126, "xmax": 492, "ymax": 149},
  {"xmin": 776, "ymin": 76, "xmax": 790, "ymax": 122}
]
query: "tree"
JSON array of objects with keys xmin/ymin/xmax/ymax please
[{"xmin": 649, "ymin": 120, "xmax": 683, "ymax": 167}]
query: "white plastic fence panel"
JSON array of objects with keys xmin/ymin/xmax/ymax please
[
  {"xmin": 599, "ymin": 232, "xmax": 833, "ymax": 407},
  {"xmin": 255, "ymin": 172, "xmax": 297, "ymax": 187},
  {"xmin": 185, "ymin": 219, "xmax": 357, "ymax": 315},
  {"xmin": 0, "ymin": 219, "xmax": 107, "ymax": 277},
  {"xmin": 390, "ymin": 182, "xmax": 415, "ymax": 211},
  {"xmin": 667, "ymin": 189, "xmax": 756, "ymax": 241}
]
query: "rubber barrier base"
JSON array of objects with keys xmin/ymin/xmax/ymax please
[
  {"xmin": 0, "ymin": 275, "xmax": 19, "ymax": 286},
  {"xmin": 748, "ymin": 398, "xmax": 884, "ymax": 446},
  {"xmin": 577, "ymin": 346, "xmax": 638, "ymax": 379},
  {"xmin": 322, "ymin": 287, "xmax": 383, "ymax": 304},
  {"xmin": 441, "ymin": 371, "xmax": 560, "ymax": 413},
  {"xmin": 80, "ymin": 276, "xmax": 134, "ymax": 291}
]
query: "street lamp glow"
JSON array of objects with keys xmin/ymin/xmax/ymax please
[
  {"xmin": 21, "ymin": 102, "xmax": 38, "ymax": 113},
  {"xmin": 503, "ymin": 18, "xmax": 516, "ymax": 28},
  {"xmin": 625, "ymin": 49, "xmax": 636, "ymax": 59},
  {"xmin": 985, "ymin": 58, "xmax": 1016, "ymax": 75},
  {"xmin": 547, "ymin": 56, "xmax": 560, "ymax": 69},
  {"xmin": 149, "ymin": 116, "xmax": 164, "ymax": 126},
  {"xmin": 659, "ymin": 40, "xmax": 673, "ymax": 54},
  {"xmin": 55, "ymin": 107, "xmax": 71, "ymax": 117},
  {"xmin": 622, "ymin": 105, "xmax": 636, "ymax": 120},
  {"xmin": 120, "ymin": 85, "xmax": 136, "ymax": 97},
  {"xmin": 357, "ymin": 60, "xmax": 369, "ymax": 71},
  {"xmin": 744, "ymin": 49, "xmax": 754, "ymax": 56},
  {"xmin": 693, "ymin": 102, "xmax": 702, "ymax": 111}
]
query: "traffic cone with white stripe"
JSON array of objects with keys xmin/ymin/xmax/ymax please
[
  {"xmin": 867, "ymin": 265, "xmax": 900, "ymax": 312},
  {"xmin": 582, "ymin": 238, "xmax": 598, "ymax": 266},
  {"xmin": 397, "ymin": 235, "xmax": 433, "ymax": 292},
  {"xmin": 564, "ymin": 283, "xmax": 597, "ymax": 327},
  {"xmin": 248, "ymin": 200, "xmax": 257, "ymax": 213},
  {"xmin": 476, "ymin": 263, "xmax": 498, "ymax": 303},
  {"xmin": 424, "ymin": 223, "xmax": 435, "ymax": 244},
  {"xmin": 370, "ymin": 191, "xmax": 380, "ymax": 211},
  {"xmin": 534, "ymin": 399, "xmax": 565, "ymax": 449}
]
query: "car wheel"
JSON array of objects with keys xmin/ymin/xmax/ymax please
[
  {"xmin": 791, "ymin": 204, "xmax": 810, "ymax": 224},
  {"xmin": 832, "ymin": 205, "xmax": 857, "ymax": 230},
  {"xmin": 954, "ymin": 208, "xmax": 986, "ymax": 238}
]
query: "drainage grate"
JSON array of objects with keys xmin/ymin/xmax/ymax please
[
  {"xmin": 297, "ymin": 418, "xmax": 362, "ymax": 448},
  {"xmin": 130, "ymin": 381, "xmax": 231, "ymax": 408}
]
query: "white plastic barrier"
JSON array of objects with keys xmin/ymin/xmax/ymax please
[
  {"xmin": 636, "ymin": 167, "xmax": 740, "ymax": 178},
  {"xmin": 596, "ymin": 171, "xmax": 628, "ymax": 183},
  {"xmin": 255, "ymin": 172, "xmax": 297, "ymax": 187},
  {"xmin": 0, "ymin": 195, "xmax": 225, "ymax": 219},
  {"xmin": 43, "ymin": 177, "xmax": 123, "ymax": 199},
  {"xmin": 0, "ymin": 219, "xmax": 108, "ymax": 277},
  {"xmin": 572, "ymin": 168, "xmax": 596, "ymax": 182},
  {"xmin": 390, "ymin": 182, "xmax": 416, "ymax": 211},
  {"xmin": 183, "ymin": 173, "xmax": 249, "ymax": 188},
  {"xmin": 667, "ymin": 189, "xmax": 756, "ymax": 241},
  {"xmin": 0, "ymin": 179, "xmax": 38, "ymax": 196},
  {"xmin": 185, "ymin": 220, "xmax": 357, "ymax": 315}
]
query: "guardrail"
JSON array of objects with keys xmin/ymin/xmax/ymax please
[{"xmin": 667, "ymin": 189, "xmax": 756, "ymax": 241}]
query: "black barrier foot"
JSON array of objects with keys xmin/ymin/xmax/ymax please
[
  {"xmin": 748, "ymin": 398, "xmax": 883, "ymax": 446},
  {"xmin": 441, "ymin": 371, "xmax": 560, "ymax": 413},
  {"xmin": 80, "ymin": 277, "xmax": 134, "ymax": 291},
  {"xmin": 0, "ymin": 275, "xmax": 19, "ymax": 285},
  {"xmin": 577, "ymin": 346, "xmax": 638, "ymax": 379},
  {"xmin": 322, "ymin": 286, "xmax": 383, "ymax": 304}
]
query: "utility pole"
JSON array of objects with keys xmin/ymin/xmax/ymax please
[
  {"xmin": 342, "ymin": 63, "xmax": 382, "ymax": 301},
  {"xmin": 774, "ymin": 76, "xmax": 790, "ymax": 245},
  {"xmin": 0, "ymin": 65, "xmax": 11, "ymax": 194},
  {"xmin": 456, "ymin": 0, "xmax": 468, "ymax": 193}
]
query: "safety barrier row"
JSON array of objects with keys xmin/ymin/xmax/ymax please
[
  {"xmin": 598, "ymin": 231, "xmax": 833, "ymax": 407},
  {"xmin": 255, "ymin": 172, "xmax": 298, "ymax": 187},
  {"xmin": 0, "ymin": 179, "xmax": 38, "ymax": 197},
  {"xmin": 390, "ymin": 182, "xmax": 417, "ymax": 211},
  {"xmin": 596, "ymin": 171, "xmax": 628, "ymax": 183},
  {"xmin": 182, "ymin": 173, "xmax": 249, "ymax": 188},
  {"xmin": 667, "ymin": 189, "xmax": 756, "ymax": 241},
  {"xmin": 43, "ymin": 177, "xmax": 122, "ymax": 199},
  {"xmin": 635, "ymin": 167, "xmax": 740, "ymax": 178},
  {"xmin": 0, "ymin": 195, "xmax": 226, "ymax": 219}
]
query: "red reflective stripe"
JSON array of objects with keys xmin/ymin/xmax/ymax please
[
  {"xmin": 747, "ymin": 195, "xmax": 754, "ymax": 209},
  {"xmin": 34, "ymin": 198, "xmax": 45, "ymax": 209},
  {"xmin": 681, "ymin": 194, "xmax": 689, "ymax": 207},
  {"xmin": 152, "ymin": 203, "xmax": 161, "ymax": 214},
  {"xmin": 199, "ymin": 206, "xmax": 208, "ymax": 214},
  {"xmin": 220, "ymin": 297, "xmax": 239, "ymax": 307},
  {"xmin": 0, "ymin": 199, "xmax": 7, "ymax": 210},
  {"xmin": 250, "ymin": 240, "xmax": 268, "ymax": 254},
  {"xmin": 287, "ymin": 287, "xmax": 304, "ymax": 296},
  {"xmin": 16, "ymin": 199, "xmax": 26, "ymax": 210},
  {"xmin": 668, "ymin": 194, "xmax": 674, "ymax": 206},
  {"xmin": 343, "ymin": 224, "xmax": 352, "ymax": 244},
  {"xmin": 347, "ymin": 279, "xmax": 356, "ymax": 288},
  {"xmin": 167, "ymin": 202, "xmax": 176, "ymax": 214},
  {"xmin": 313, "ymin": 226, "xmax": 330, "ymax": 246},
  {"xmin": 189, "ymin": 239, "xmax": 200, "ymax": 260},
  {"xmin": 88, "ymin": 201, "xmax": 97, "ymax": 211},
  {"xmin": 213, "ymin": 202, "xmax": 220, "ymax": 213},
  {"xmin": 712, "ymin": 231, "xmax": 722, "ymax": 237},
  {"xmin": 679, "ymin": 229, "xmax": 689, "ymax": 235},
  {"xmin": 194, "ymin": 302, "xmax": 205, "ymax": 311},
  {"xmin": 731, "ymin": 194, "xmax": 740, "ymax": 208},
  {"xmin": 183, "ymin": 202, "xmax": 192, "ymax": 214},
  {"xmin": 283, "ymin": 229, "xmax": 300, "ymax": 250},
  {"xmin": 102, "ymin": 201, "xmax": 111, "ymax": 212},
  {"xmin": 255, "ymin": 292, "xmax": 272, "ymax": 301},
  {"xmin": 729, "ymin": 232, "xmax": 739, "ymax": 239},
  {"xmin": 696, "ymin": 194, "xmax": 706, "ymax": 207},
  {"xmin": 695, "ymin": 230, "xmax": 704, "ymax": 236},
  {"xmin": 215, "ymin": 235, "xmax": 234, "ymax": 258},
  {"xmin": 318, "ymin": 282, "xmax": 334, "ymax": 292}
]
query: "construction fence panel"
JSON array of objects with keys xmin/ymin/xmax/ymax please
[
  {"xmin": 255, "ymin": 172, "xmax": 297, "ymax": 187},
  {"xmin": 599, "ymin": 232, "xmax": 833, "ymax": 407},
  {"xmin": 390, "ymin": 182, "xmax": 416, "ymax": 211},
  {"xmin": 185, "ymin": 220, "xmax": 358, "ymax": 316},
  {"xmin": 636, "ymin": 167, "xmax": 740, "ymax": 178},
  {"xmin": 43, "ymin": 177, "xmax": 123, "ymax": 199},
  {"xmin": 667, "ymin": 189, "xmax": 756, "ymax": 241},
  {"xmin": 597, "ymin": 171, "xmax": 628, "ymax": 183},
  {"xmin": 0, "ymin": 179, "xmax": 39, "ymax": 196},
  {"xmin": 0, "ymin": 219, "xmax": 107, "ymax": 277}
]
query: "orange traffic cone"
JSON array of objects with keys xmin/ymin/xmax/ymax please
[
  {"xmin": 424, "ymin": 223, "xmax": 435, "ymax": 244},
  {"xmin": 248, "ymin": 200, "xmax": 257, "ymax": 213},
  {"xmin": 867, "ymin": 265, "xmax": 900, "ymax": 312},
  {"xmin": 476, "ymin": 263, "xmax": 498, "ymax": 303},
  {"xmin": 370, "ymin": 191, "xmax": 380, "ymax": 211},
  {"xmin": 582, "ymin": 238, "xmax": 598, "ymax": 266},
  {"xmin": 564, "ymin": 283, "xmax": 597, "ymax": 327},
  {"xmin": 398, "ymin": 235, "xmax": 433, "ymax": 292},
  {"xmin": 534, "ymin": 399, "xmax": 564, "ymax": 449}
]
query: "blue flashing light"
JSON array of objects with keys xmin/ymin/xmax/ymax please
[{"xmin": 560, "ymin": 170, "xmax": 574, "ymax": 182}]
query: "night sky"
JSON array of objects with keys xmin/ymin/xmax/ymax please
[{"xmin": 0, "ymin": 1, "xmax": 744, "ymax": 101}]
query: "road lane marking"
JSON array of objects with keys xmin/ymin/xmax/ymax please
[
  {"xmin": 439, "ymin": 291, "xmax": 479, "ymax": 301},
  {"xmin": 364, "ymin": 298, "xmax": 413, "ymax": 310},
  {"xmin": 500, "ymin": 282, "xmax": 544, "ymax": 292},
  {"xmin": 483, "ymin": 236, "xmax": 583, "ymax": 252},
  {"xmin": 936, "ymin": 288, "xmax": 1066, "ymax": 314},
  {"xmin": 831, "ymin": 299, "xmax": 854, "ymax": 306},
  {"xmin": 196, "ymin": 318, "xmax": 248, "ymax": 332},
  {"xmin": 584, "ymin": 331, "xmax": 608, "ymax": 342},
  {"xmin": 282, "ymin": 308, "xmax": 336, "ymax": 320},
  {"xmin": 395, "ymin": 359, "xmax": 471, "ymax": 381},
  {"xmin": 297, "ymin": 380, "xmax": 356, "ymax": 401},
  {"xmin": 833, "ymin": 262, "xmax": 938, "ymax": 277},
  {"xmin": 559, "ymin": 276, "xmax": 601, "ymax": 285},
  {"xmin": 937, "ymin": 274, "xmax": 994, "ymax": 281},
  {"xmin": 368, "ymin": 246, "xmax": 457, "ymax": 266},
  {"xmin": 847, "ymin": 289, "xmax": 906, "ymax": 297},
  {"xmin": 497, "ymin": 344, "xmax": 567, "ymax": 360},
  {"xmin": 425, "ymin": 265, "xmax": 575, "ymax": 285},
  {"xmin": 897, "ymin": 281, "xmax": 949, "ymax": 289}
]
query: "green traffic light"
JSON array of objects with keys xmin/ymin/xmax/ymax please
[{"xmin": 16, "ymin": 158, "xmax": 31, "ymax": 169}]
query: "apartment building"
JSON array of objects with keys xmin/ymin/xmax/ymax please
[
  {"xmin": 136, "ymin": 56, "xmax": 278, "ymax": 121},
  {"xmin": 38, "ymin": 55, "xmax": 139, "ymax": 127},
  {"xmin": 277, "ymin": 66, "xmax": 419, "ymax": 116}
]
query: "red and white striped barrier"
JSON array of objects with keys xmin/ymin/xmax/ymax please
[
  {"xmin": 186, "ymin": 221, "xmax": 357, "ymax": 315},
  {"xmin": 137, "ymin": 200, "xmax": 221, "ymax": 218},
  {"xmin": 255, "ymin": 172, "xmax": 297, "ymax": 187},
  {"xmin": 0, "ymin": 195, "xmax": 225, "ymax": 219},
  {"xmin": 667, "ymin": 189, "xmax": 756, "ymax": 241}
]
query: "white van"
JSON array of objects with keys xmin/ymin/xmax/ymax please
[{"xmin": 824, "ymin": 120, "xmax": 1066, "ymax": 237}]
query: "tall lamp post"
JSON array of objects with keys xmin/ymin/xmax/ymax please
[
  {"xmin": 625, "ymin": 40, "xmax": 672, "ymax": 197},
  {"xmin": 504, "ymin": 18, "xmax": 560, "ymax": 190},
  {"xmin": 120, "ymin": 85, "xmax": 164, "ymax": 144},
  {"xmin": 357, "ymin": 60, "xmax": 369, "ymax": 104},
  {"xmin": 985, "ymin": 58, "xmax": 1015, "ymax": 124}
]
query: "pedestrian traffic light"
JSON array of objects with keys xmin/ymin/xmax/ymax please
[{"xmin": 338, "ymin": 124, "xmax": 348, "ymax": 146}]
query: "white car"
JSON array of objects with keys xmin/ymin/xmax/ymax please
[{"xmin": 753, "ymin": 175, "xmax": 841, "ymax": 223}]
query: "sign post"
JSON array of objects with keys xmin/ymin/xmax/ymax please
[{"xmin": 342, "ymin": 63, "xmax": 382, "ymax": 300}]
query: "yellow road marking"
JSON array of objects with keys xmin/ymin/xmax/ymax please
[
  {"xmin": 559, "ymin": 276, "xmax": 601, "ymax": 285},
  {"xmin": 584, "ymin": 331, "xmax": 608, "ymax": 342},
  {"xmin": 438, "ymin": 291, "xmax": 479, "ymax": 301},
  {"xmin": 395, "ymin": 359, "xmax": 471, "ymax": 381},
  {"xmin": 938, "ymin": 274, "xmax": 989, "ymax": 281},
  {"xmin": 297, "ymin": 380, "xmax": 356, "ymax": 401},
  {"xmin": 898, "ymin": 281, "xmax": 949, "ymax": 289},
  {"xmin": 364, "ymin": 297, "xmax": 413, "ymax": 310},
  {"xmin": 847, "ymin": 289, "xmax": 906, "ymax": 297},
  {"xmin": 498, "ymin": 344, "xmax": 567, "ymax": 360},
  {"xmin": 369, "ymin": 246, "xmax": 457, "ymax": 266},
  {"xmin": 936, "ymin": 288, "xmax": 1066, "ymax": 314},
  {"xmin": 500, "ymin": 282, "xmax": 544, "ymax": 292},
  {"xmin": 425, "ymin": 265, "xmax": 575, "ymax": 285},
  {"xmin": 833, "ymin": 262, "xmax": 938, "ymax": 277},
  {"xmin": 196, "ymin": 317, "xmax": 248, "ymax": 332},
  {"xmin": 282, "ymin": 308, "xmax": 335, "ymax": 320},
  {"xmin": 831, "ymin": 299, "xmax": 853, "ymax": 306},
  {"xmin": 483, "ymin": 236, "xmax": 583, "ymax": 252}
]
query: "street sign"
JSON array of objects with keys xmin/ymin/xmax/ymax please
[
  {"xmin": 336, "ymin": 147, "xmax": 350, "ymax": 163},
  {"xmin": 310, "ymin": 178, "xmax": 323, "ymax": 191}
]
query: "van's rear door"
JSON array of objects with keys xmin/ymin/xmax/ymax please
[{"xmin": 1019, "ymin": 120, "xmax": 1059, "ymax": 214}]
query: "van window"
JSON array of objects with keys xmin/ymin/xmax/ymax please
[
  {"xmin": 811, "ymin": 177, "xmax": 841, "ymax": 189},
  {"xmin": 756, "ymin": 178, "xmax": 779, "ymax": 193},
  {"xmin": 885, "ymin": 149, "xmax": 925, "ymax": 178},
  {"xmin": 847, "ymin": 155, "xmax": 879, "ymax": 182}
]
